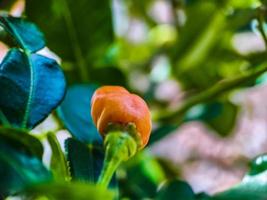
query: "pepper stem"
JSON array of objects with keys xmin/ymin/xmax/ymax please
[{"xmin": 97, "ymin": 130, "xmax": 138, "ymax": 188}]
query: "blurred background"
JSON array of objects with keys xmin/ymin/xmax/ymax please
[{"xmin": 1, "ymin": 0, "xmax": 267, "ymax": 198}]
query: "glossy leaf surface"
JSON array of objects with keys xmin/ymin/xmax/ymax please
[
  {"xmin": 0, "ymin": 16, "xmax": 45, "ymax": 52},
  {"xmin": 0, "ymin": 49, "xmax": 66, "ymax": 128},
  {"xmin": 156, "ymin": 179, "xmax": 195, "ymax": 200},
  {"xmin": 0, "ymin": 129, "xmax": 51, "ymax": 196},
  {"xmin": 57, "ymin": 84, "xmax": 102, "ymax": 144},
  {"xmin": 65, "ymin": 138, "xmax": 104, "ymax": 183}
]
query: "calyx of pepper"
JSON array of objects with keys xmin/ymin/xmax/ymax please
[
  {"xmin": 97, "ymin": 122, "xmax": 142, "ymax": 187},
  {"xmin": 105, "ymin": 122, "xmax": 142, "ymax": 150}
]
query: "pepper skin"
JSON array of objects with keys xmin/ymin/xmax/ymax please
[{"xmin": 91, "ymin": 86, "xmax": 152, "ymax": 148}]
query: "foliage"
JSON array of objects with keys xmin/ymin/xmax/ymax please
[{"xmin": 1, "ymin": 0, "xmax": 267, "ymax": 199}]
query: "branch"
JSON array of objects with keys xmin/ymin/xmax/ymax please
[
  {"xmin": 60, "ymin": 0, "xmax": 89, "ymax": 82},
  {"xmin": 155, "ymin": 63, "xmax": 267, "ymax": 122}
]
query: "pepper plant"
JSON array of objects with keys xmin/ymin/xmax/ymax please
[{"xmin": 1, "ymin": 0, "xmax": 267, "ymax": 199}]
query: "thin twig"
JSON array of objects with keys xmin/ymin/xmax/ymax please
[
  {"xmin": 155, "ymin": 63, "xmax": 267, "ymax": 122},
  {"xmin": 60, "ymin": 0, "xmax": 89, "ymax": 82}
]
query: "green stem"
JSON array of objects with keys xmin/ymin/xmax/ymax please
[
  {"xmin": 97, "ymin": 130, "xmax": 137, "ymax": 188},
  {"xmin": 60, "ymin": 0, "xmax": 89, "ymax": 82},
  {"xmin": 97, "ymin": 153, "xmax": 122, "ymax": 188},
  {"xmin": 257, "ymin": 7, "xmax": 267, "ymax": 50},
  {"xmin": 155, "ymin": 63, "xmax": 267, "ymax": 122}
]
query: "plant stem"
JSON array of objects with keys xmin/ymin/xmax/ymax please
[
  {"xmin": 97, "ymin": 152, "xmax": 122, "ymax": 188},
  {"xmin": 60, "ymin": 0, "xmax": 89, "ymax": 82},
  {"xmin": 97, "ymin": 130, "xmax": 137, "ymax": 188},
  {"xmin": 257, "ymin": 6, "xmax": 267, "ymax": 50},
  {"xmin": 155, "ymin": 63, "xmax": 267, "ymax": 122}
]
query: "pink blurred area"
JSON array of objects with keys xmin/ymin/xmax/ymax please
[
  {"xmin": 10, "ymin": 0, "xmax": 25, "ymax": 17},
  {"xmin": 0, "ymin": 42, "xmax": 8, "ymax": 62},
  {"xmin": 150, "ymin": 84, "xmax": 267, "ymax": 194}
]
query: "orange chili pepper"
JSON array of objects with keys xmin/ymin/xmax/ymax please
[{"xmin": 91, "ymin": 86, "xmax": 152, "ymax": 148}]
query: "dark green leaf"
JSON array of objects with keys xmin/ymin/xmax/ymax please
[
  {"xmin": 150, "ymin": 101, "xmax": 238, "ymax": 145},
  {"xmin": 204, "ymin": 101, "xmax": 238, "ymax": 136},
  {"xmin": 184, "ymin": 103, "xmax": 223, "ymax": 122},
  {"xmin": 0, "ymin": 136, "xmax": 51, "ymax": 196},
  {"xmin": 65, "ymin": 138, "xmax": 117, "ymax": 188},
  {"xmin": 47, "ymin": 132, "xmax": 70, "ymax": 181},
  {"xmin": 64, "ymin": 138, "xmax": 104, "ymax": 183},
  {"xmin": 248, "ymin": 154, "xmax": 267, "ymax": 176},
  {"xmin": 0, "ymin": 127, "xmax": 43, "ymax": 159},
  {"xmin": 120, "ymin": 152, "xmax": 165, "ymax": 199},
  {"xmin": 185, "ymin": 101, "xmax": 239, "ymax": 136},
  {"xmin": 0, "ymin": 49, "xmax": 66, "ymax": 128},
  {"xmin": 0, "ymin": 16, "xmax": 45, "ymax": 52},
  {"xmin": 57, "ymin": 84, "xmax": 102, "ymax": 144},
  {"xmin": 24, "ymin": 181, "xmax": 114, "ymax": 200},
  {"xmin": 156, "ymin": 179, "xmax": 195, "ymax": 200},
  {"xmin": 25, "ymin": 0, "xmax": 113, "ymax": 77}
]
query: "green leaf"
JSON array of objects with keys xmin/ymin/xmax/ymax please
[
  {"xmin": 228, "ymin": 0, "xmax": 260, "ymax": 8},
  {"xmin": 175, "ymin": 1, "xmax": 225, "ymax": 73},
  {"xmin": 26, "ymin": 0, "xmax": 114, "ymax": 81},
  {"xmin": 0, "ymin": 16, "xmax": 45, "ymax": 52},
  {"xmin": 205, "ymin": 101, "xmax": 238, "ymax": 136},
  {"xmin": 47, "ymin": 132, "xmax": 71, "ymax": 181},
  {"xmin": 65, "ymin": 138, "xmax": 117, "ymax": 188},
  {"xmin": 150, "ymin": 101, "xmax": 238, "ymax": 145},
  {"xmin": 57, "ymin": 84, "xmax": 102, "ymax": 144},
  {"xmin": 0, "ymin": 127, "xmax": 43, "ymax": 159},
  {"xmin": 209, "ymin": 170, "xmax": 267, "ymax": 200},
  {"xmin": 24, "ymin": 181, "xmax": 114, "ymax": 200},
  {"xmin": 0, "ymin": 134, "xmax": 51, "ymax": 196},
  {"xmin": 0, "ymin": 48, "xmax": 66, "ymax": 129},
  {"xmin": 173, "ymin": 1, "xmax": 256, "ymax": 91},
  {"xmin": 156, "ymin": 179, "xmax": 195, "ymax": 200},
  {"xmin": 120, "ymin": 152, "xmax": 165, "ymax": 199},
  {"xmin": 64, "ymin": 138, "xmax": 104, "ymax": 183},
  {"xmin": 185, "ymin": 101, "xmax": 239, "ymax": 137},
  {"xmin": 184, "ymin": 103, "xmax": 222, "ymax": 122},
  {"xmin": 248, "ymin": 154, "xmax": 267, "ymax": 176}
]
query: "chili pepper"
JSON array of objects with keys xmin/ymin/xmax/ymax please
[{"xmin": 91, "ymin": 86, "xmax": 152, "ymax": 148}]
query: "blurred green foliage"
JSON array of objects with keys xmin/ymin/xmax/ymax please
[{"xmin": 1, "ymin": 0, "xmax": 267, "ymax": 199}]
